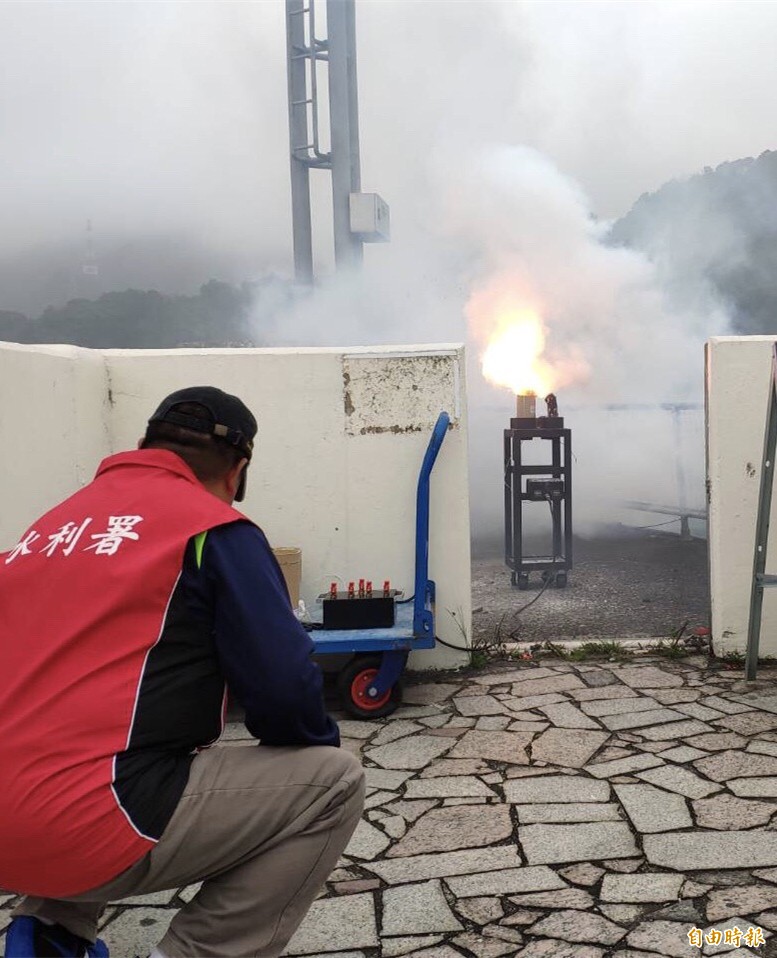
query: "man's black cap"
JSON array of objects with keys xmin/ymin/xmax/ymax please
[{"xmin": 148, "ymin": 386, "xmax": 257, "ymax": 461}]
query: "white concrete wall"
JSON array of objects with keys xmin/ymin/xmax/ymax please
[
  {"xmin": 0, "ymin": 341, "xmax": 471, "ymax": 669},
  {"xmin": 707, "ymin": 336, "xmax": 777, "ymax": 655},
  {"xmin": 0, "ymin": 342, "xmax": 111, "ymax": 549}
]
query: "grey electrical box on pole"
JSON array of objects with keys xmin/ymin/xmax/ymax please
[{"xmin": 284, "ymin": 0, "xmax": 390, "ymax": 283}]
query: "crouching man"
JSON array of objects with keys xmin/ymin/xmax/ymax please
[{"xmin": 0, "ymin": 387, "xmax": 365, "ymax": 958}]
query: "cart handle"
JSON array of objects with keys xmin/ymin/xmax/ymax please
[{"xmin": 413, "ymin": 411, "xmax": 450, "ymax": 636}]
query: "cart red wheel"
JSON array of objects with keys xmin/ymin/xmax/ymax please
[{"xmin": 337, "ymin": 655, "xmax": 403, "ymax": 719}]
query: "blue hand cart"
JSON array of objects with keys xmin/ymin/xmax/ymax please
[{"xmin": 310, "ymin": 411, "xmax": 450, "ymax": 718}]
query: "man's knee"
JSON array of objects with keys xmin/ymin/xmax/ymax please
[
  {"xmin": 328, "ymin": 749, "xmax": 365, "ymax": 844},
  {"xmin": 319, "ymin": 746, "xmax": 365, "ymax": 798},
  {"xmin": 341, "ymin": 748, "xmax": 365, "ymax": 799},
  {"xmin": 311, "ymin": 746, "xmax": 365, "ymax": 824}
]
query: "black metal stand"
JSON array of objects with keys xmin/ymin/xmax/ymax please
[{"xmin": 504, "ymin": 416, "xmax": 573, "ymax": 590}]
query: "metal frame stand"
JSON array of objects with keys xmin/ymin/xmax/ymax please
[
  {"xmin": 746, "ymin": 342, "xmax": 777, "ymax": 680},
  {"xmin": 504, "ymin": 419, "xmax": 573, "ymax": 590}
]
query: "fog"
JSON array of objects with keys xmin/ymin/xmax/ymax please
[
  {"xmin": 3, "ymin": 1, "xmax": 776, "ymax": 276},
  {"xmin": 2, "ymin": 0, "xmax": 775, "ymax": 541}
]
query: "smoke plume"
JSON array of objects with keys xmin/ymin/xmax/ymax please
[{"xmin": 260, "ymin": 144, "xmax": 729, "ymax": 541}]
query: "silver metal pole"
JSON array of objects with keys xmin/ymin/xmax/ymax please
[
  {"xmin": 286, "ymin": 0, "xmax": 314, "ymax": 284},
  {"xmin": 670, "ymin": 406, "xmax": 691, "ymax": 540},
  {"xmin": 327, "ymin": 0, "xmax": 363, "ymax": 271},
  {"xmin": 345, "ymin": 0, "xmax": 361, "ymax": 195},
  {"xmin": 746, "ymin": 342, "xmax": 777, "ymax": 680}
]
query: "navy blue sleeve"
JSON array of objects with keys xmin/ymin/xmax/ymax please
[{"xmin": 197, "ymin": 522, "xmax": 340, "ymax": 748}]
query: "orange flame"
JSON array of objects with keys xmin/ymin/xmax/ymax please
[
  {"xmin": 467, "ymin": 273, "xmax": 589, "ymax": 396},
  {"xmin": 481, "ymin": 311, "xmax": 555, "ymax": 396},
  {"xmin": 467, "ymin": 277, "xmax": 556, "ymax": 395}
]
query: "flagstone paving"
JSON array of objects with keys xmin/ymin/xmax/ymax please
[
  {"xmin": 614, "ymin": 783, "xmax": 693, "ymax": 833},
  {"xmin": 6, "ymin": 657, "xmax": 777, "ymax": 956}
]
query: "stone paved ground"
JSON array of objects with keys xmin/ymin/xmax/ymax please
[{"xmin": 6, "ymin": 656, "xmax": 777, "ymax": 957}]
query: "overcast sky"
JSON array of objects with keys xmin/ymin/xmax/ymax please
[
  {"xmin": 3, "ymin": 0, "xmax": 769, "ymax": 531},
  {"xmin": 1, "ymin": 0, "xmax": 776, "ymax": 277}
]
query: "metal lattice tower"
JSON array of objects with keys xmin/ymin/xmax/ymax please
[{"xmin": 285, "ymin": 0, "xmax": 388, "ymax": 283}]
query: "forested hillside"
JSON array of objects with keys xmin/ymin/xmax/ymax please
[
  {"xmin": 610, "ymin": 150, "xmax": 777, "ymax": 333},
  {"xmin": 0, "ymin": 277, "xmax": 294, "ymax": 348}
]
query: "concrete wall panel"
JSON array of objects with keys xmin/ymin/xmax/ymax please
[
  {"xmin": 0, "ymin": 342, "xmax": 472, "ymax": 670},
  {"xmin": 0, "ymin": 341, "xmax": 110, "ymax": 549},
  {"xmin": 707, "ymin": 336, "xmax": 777, "ymax": 655}
]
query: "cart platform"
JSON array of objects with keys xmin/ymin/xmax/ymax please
[{"xmin": 310, "ymin": 600, "xmax": 437, "ymax": 655}]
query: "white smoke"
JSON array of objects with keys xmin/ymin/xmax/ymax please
[
  {"xmin": 452, "ymin": 147, "xmax": 729, "ymax": 543},
  {"xmin": 259, "ymin": 144, "xmax": 729, "ymax": 544},
  {"xmin": 442, "ymin": 145, "xmax": 728, "ymax": 405}
]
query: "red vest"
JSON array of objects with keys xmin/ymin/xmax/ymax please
[{"xmin": 0, "ymin": 450, "xmax": 245, "ymax": 897}]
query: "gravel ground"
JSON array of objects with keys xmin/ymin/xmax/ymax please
[{"xmin": 472, "ymin": 531, "xmax": 710, "ymax": 647}]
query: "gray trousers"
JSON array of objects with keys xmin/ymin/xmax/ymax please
[{"xmin": 14, "ymin": 744, "xmax": 365, "ymax": 958}]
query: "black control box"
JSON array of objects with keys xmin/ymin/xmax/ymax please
[{"xmin": 321, "ymin": 592, "xmax": 398, "ymax": 630}]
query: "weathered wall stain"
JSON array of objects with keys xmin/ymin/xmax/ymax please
[
  {"xmin": 358, "ymin": 424, "xmax": 424, "ymax": 435},
  {"xmin": 343, "ymin": 353, "xmax": 459, "ymax": 436},
  {"xmin": 342, "ymin": 368, "xmax": 355, "ymax": 416}
]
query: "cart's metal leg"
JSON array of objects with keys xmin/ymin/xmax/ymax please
[
  {"xmin": 367, "ymin": 650, "xmax": 408, "ymax": 698},
  {"xmin": 413, "ymin": 412, "xmax": 449, "ymax": 637}
]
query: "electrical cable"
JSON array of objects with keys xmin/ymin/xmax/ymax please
[
  {"xmin": 438, "ymin": 549, "xmax": 562, "ymax": 654},
  {"xmin": 511, "ymin": 570, "xmax": 556, "ymax": 616},
  {"xmin": 631, "ymin": 518, "xmax": 685, "ymax": 531},
  {"xmin": 435, "ymin": 635, "xmax": 473, "ymax": 652},
  {"xmin": 495, "ymin": 492, "xmax": 565, "ymax": 643},
  {"xmin": 495, "ymin": 569, "xmax": 557, "ymax": 644},
  {"xmin": 438, "ymin": 487, "xmax": 567, "ymax": 652}
]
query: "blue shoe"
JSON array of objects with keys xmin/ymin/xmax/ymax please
[{"xmin": 4, "ymin": 916, "xmax": 109, "ymax": 957}]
